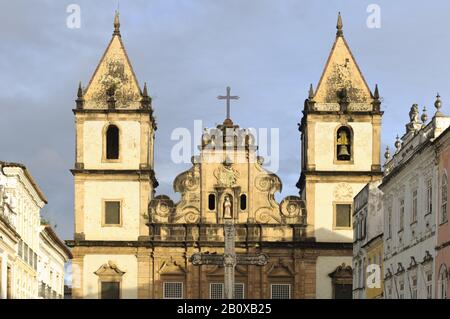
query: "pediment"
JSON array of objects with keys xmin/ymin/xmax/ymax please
[
  {"xmin": 94, "ymin": 261, "xmax": 125, "ymax": 277},
  {"xmin": 158, "ymin": 259, "xmax": 186, "ymax": 275},
  {"xmin": 266, "ymin": 259, "xmax": 295, "ymax": 277}
]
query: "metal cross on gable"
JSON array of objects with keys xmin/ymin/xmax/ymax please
[
  {"xmin": 189, "ymin": 216, "xmax": 268, "ymax": 299},
  {"xmin": 217, "ymin": 86, "xmax": 239, "ymax": 120}
]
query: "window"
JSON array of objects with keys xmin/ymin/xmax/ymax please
[
  {"xmin": 271, "ymin": 284, "xmax": 291, "ymax": 299},
  {"xmin": 411, "ymin": 276, "xmax": 417, "ymax": 299},
  {"xmin": 361, "ymin": 215, "xmax": 366, "ymax": 239},
  {"xmin": 234, "ymin": 283, "xmax": 244, "ymax": 299},
  {"xmin": 438, "ymin": 265, "xmax": 448, "ymax": 299},
  {"xmin": 209, "ymin": 283, "xmax": 245, "ymax": 299},
  {"xmin": 336, "ymin": 126, "xmax": 352, "ymax": 161},
  {"xmin": 399, "ymin": 279, "xmax": 404, "ymax": 299},
  {"xmin": 106, "ymin": 125, "xmax": 119, "ymax": 160},
  {"xmin": 240, "ymin": 194, "xmax": 247, "ymax": 210},
  {"xmin": 210, "ymin": 283, "xmax": 223, "ymax": 299},
  {"xmin": 100, "ymin": 281, "xmax": 120, "ymax": 299},
  {"xmin": 18, "ymin": 240, "xmax": 22, "ymax": 258},
  {"xmin": 335, "ymin": 204, "xmax": 351, "ymax": 228},
  {"xmin": 426, "ymin": 179, "xmax": 432, "ymax": 215},
  {"xmin": 411, "ymin": 190, "xmax": 418, "ymax": 223},
  {"xmin": 163, "ymin": 282, "xmax": 183, "ymax": 299},
  {"xmin": 104, "ymin": 201, "xmax": 121, "ymax": 225},
  {"xmin": 24, "ymin": 243, "xmax": 29, "ymax": 264},
  {"xmin": 399, "ymin": 199, "xmax": 404, "ymax": 231},
  {"xmin": 208, "ymin": 194, "xmax": 216, "ymax": 211},
  {"xmin": 388, "ymin": 208, "xmax": 392, "ymax": 238},
  {"xmin": 442, "ymin": 174, "xmax": 448, "ymax": 223},
  {"xmin": 426, "ymin": 272, "xmax": 433, "ymax": 299}
]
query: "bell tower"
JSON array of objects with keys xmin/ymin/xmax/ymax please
[
  {"xmin": 69, "ymin": 12, "xmax": 157, "ymax": 299},
  {"xmin": 297, "ymin": 13, "xmax": 383, "ymax": 243}
]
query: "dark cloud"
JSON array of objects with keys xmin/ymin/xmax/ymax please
[{"xmin": 1, "ymin": 0, "xmax": 450, "ymax": 240}]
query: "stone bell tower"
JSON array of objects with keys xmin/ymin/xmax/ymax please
[
  {"xmin": 297, "ymin": 13, "xmax": 383, "ymax": 298},
  {"xmin": 68, "ymin": 12, "xmax": 157, "ymax": 299}
]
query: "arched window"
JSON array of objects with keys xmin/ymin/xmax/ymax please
[
  {"xmin": 438, "ymin": 264, "xmax": 448, "ymax": 299},
  {"xmin": 208, "ymin": 194, "xmax": 216, "ymax": 210},
  {"xmin": 240, "ymin": 194, "xmax": 247, "ymax": 210},
  {"xmin": 441, "ymin": 173, "xmax": 448, "ymax": 223},
  {"xmin": 336, "ymin": 126, "xmax": 352, "ymax": 161},
  {"xmin": 106, "ymin": 125, "xmax": 119, "ymax": 160}
]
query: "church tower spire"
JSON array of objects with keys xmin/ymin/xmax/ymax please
[
  {"xmin": 70, "ymin": 11, "xmax": 157, "ymax": 299},
  {"xmin": 297, "ymin": 13, "xmax": 383, "ymax": 248}
]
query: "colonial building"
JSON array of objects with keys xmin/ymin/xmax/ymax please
[
  {"xmin": 382, "ymin": 99, "xmax": 450, "ymax": 299},
  {"xmin": 38, "ymin": 224, "xmax": 72, "ymax": 299},
  {"xmin": 68, "ymin": 12, "xmax": 383, "ymax": 299},
  {"xmin": 0, "ymin": 162, "xmax": 46, "ymax": 298},
  {"xmin": 352, "ymin": 181, "xmax": 383, "ymax": 299},
  {"xmin": 434, "ymin": 125, "xmax": 450, "ymax": 299}
]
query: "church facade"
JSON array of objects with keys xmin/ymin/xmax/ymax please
[{"xmin": 67, "ymin": 12, "xmax": 382, "ymax": 299}]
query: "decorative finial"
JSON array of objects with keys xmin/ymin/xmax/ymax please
[
  {"xmin": 421, "ymin": 106, "xmax": 428, "ymax": 123},
  {"xmin": 113, "ymin": 10, "xmax": 120, "ymax": 36},
  {"xmin": 395, "ymin": 134, "xmax": 401, "ymax": 152},
  {"xmin": 77, "ymin": 82, "xmax": 83, "ymax": 98},
  {"xmin": 336, "ymin": 12, "xmax": 343, "ymax": 37},
  {"xmin": 384, "ymin": 146, "xmax": 391, "ymax": 160},
  {"xmin": 143, "ymin": 82, "xmax": 148, "ymax": 97},
  {"xmin": 141, "ymin": 82, "xmax": 152, "ymax": 109},
  {"xmin": 76, "ymin": 82, "xmax": 84, "ymax": 109},
  {"xmin": 374, "ymin": 84, "xmax": 379, "ymax": 100},
  {"xmin": 435, "ymin": 93, "xmax": 443, "ymax": 116},
  {"xmin": 308, "ymin": 83, "xmax": 314, "ymax": 100}
]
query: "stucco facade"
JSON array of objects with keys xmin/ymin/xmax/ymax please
[
  {"xmin": 435, "ymin": 126, "xmax": 450, "ymax": 299},
  {"xmin": 382, "ymin": 102, "xmax": 450, "ymax": 299}
]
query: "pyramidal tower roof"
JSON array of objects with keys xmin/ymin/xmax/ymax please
[
  {"xmin": 312, "ymin": 13, "xmax": 373, "ymax": 106},
  {"xmin": 82, "ymin": 11, "xmax": 142, "ymax": 109}
]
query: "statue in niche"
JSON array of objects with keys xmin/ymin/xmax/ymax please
[{"xmin": 223, "ymin": 195, "xmax": 233, "ymax": 219}]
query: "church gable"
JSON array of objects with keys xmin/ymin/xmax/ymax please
[
  {"xmin": 82, "ymin": 14, "xmax": 142, "ymax": 109},
  {"xmin": 311, "ymin": 15, "xmax": 373, "ymax": 111}
]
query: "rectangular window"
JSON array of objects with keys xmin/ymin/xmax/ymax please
[
  {"xmin": 442, "ymin": 175, "xmax": 448, "ymax": 223},
  {"xmin": 18, "ymin": 240, "xmax": 22, "ymax": 258},
  {"xmin": 335, "ymin": 204, "xmax": 351, "ymax": 228},
  {"xmin": 209, "ymin": 283, "xmax": 245, "ymax": 299},
  {"xmin": 426, "ymin": 179, "xmax": 432, "ymax": 215},
  {"xmin": 411, "ymin": 190, "xmax": 418, "ymax": 223},
  {"xmin": 388, "ymin": 208, "xmax": 392, "ymax": 238},
  {"xmin": 24, "ymin": 243, "xmax": 29, "ymax": 264},
  {"xmin": 234, "ymin": 283, "xmax": 244, "ymax": 299},
  {"xmin": 271, "ymin": 284, "xmax": 291, "ymax": 299},
  {"xmin": 100, "ymin": 281, "xmax": 120, "ymax": 299},
  {"xmin": 426, "ymin": 272, "xmax": 433, "ymax": 299},
  {"xmin": 104, "ymin": 201, "xmax": 121, "ymax": 225},
  {"xmin": 399, "ymin": 199, "xmax": 404, "ymax": 231},
  {"xmin": 411, "ymin": 276, "xmax": 417, "ymax": 299},
  {"xmin": 163, "ymin": 282, "xmax": 183, "ymax": 299},
  {"xmin": 210, "ymin": 283, "xmax": 223, "ymax": 299},
  {"xmin": 399, "ymin": 280, "xmax": 404, "ymax": 299}
]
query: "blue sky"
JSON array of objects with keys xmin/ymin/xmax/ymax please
[{"xmin": 1, "ymin": 0, "xmax": 450, "ymax": 240}]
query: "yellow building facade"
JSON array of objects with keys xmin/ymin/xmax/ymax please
[{"xmin": 68, "ymin": 12, "xmax": 382, "ymax": 299}]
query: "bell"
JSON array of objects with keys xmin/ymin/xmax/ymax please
[{"xmin": 338, "ymin": 145, "xmax": 350, "ymax": 159}]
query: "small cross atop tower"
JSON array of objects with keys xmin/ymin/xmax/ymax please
[{"xmin": 217, "ymin": 86, "xmax": 239, "ymax": 123}]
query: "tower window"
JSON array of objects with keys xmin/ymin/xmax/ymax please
[
  {"xmin": 335, "ymin": 204, "xmax": 351, "ymax": 228},
  {"xmin": 208, "ymin": 194, "xmax": 216, "ymax": 210},
  {"xmin": 336, "ymin": 126, "xmax": 352, "ymax": 161},
  {"xmin": 240, "ymin": 194, "xmax": 247, "ymax": 210},
  {"xmin": 106, "ymin": 125, "xmax": 119, "ymax": 160},
  {"xmin": 104, "ymin": 201, "xmax": 121, "ymax": 225}
]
